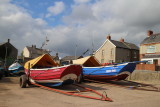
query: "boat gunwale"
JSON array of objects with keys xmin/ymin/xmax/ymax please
[
  {"xmin": 28, "ymin": 64, "xmax": 81, "ymax": 71},
  {"xmin": 83, "ymin": 62, "xmax": 133, "ymax": 68}
]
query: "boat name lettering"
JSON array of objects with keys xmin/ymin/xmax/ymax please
[{"xmin": 106, "ymin": 69, "xmax": 116, "ymax": 73}]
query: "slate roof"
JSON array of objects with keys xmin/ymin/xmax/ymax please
[
  {"xmin": 0, "ymin": 42, "xmax": 6, "ymax": 46},
  {"xmin": 141, "ymin": 33, "xmax": 160, "ymax": 45},
  {"xmin": 143, "ymin": 54, "xmax": 160, "ymax": 58},
  {"xmin": 26, "ymin": 46, "xmax": 49, "ymax": 55},
  {"xmin": 110, "ymin": 40, "xmax": 139, "ymax": 50},
  {"xmin": 123, "ymin": 42, "xmax": 139, "ymax": 50},
  {"xmin": 110, "ymin": 40, "xmax": 128, "ymax": 49},
  {"xmin": 61, "ymin": 56, "xmax": 80, "ymax": 61}
]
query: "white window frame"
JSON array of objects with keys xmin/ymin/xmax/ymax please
[{"xmin": 146, "ymin": 45, "xmax": 156, "ymax": 53}]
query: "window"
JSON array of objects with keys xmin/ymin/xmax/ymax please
[
  {"xmin": 127, "ymin": 51, "xmax": 130, "ymax": 57},
  {"xmin": 102, "ymin": 50, "xmax": 104, "ymax": 57},
  {"xmin": 147, "ymin": 45, "xmax": 155, "ymax": 53},
  {"xmin": 134, "ymin": 51, "xmax": 137, "ymax": 58},
  {"xmin": 110, "ymin": 48, "xmax": 113, "ymax": 57},
  {"xmin": 109, "ymin": 60, "xmax": 113, "ymax": 63},
  {"xmin": 101, "ymin": 59, "xmax": 104, "ymax": 63}
]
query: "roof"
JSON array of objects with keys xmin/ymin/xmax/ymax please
[
  {"xmin": 110, "ymin": 40, "xmax": 139, "ymax": 50},
  {"xmin": 24, "ymin": 54, "xmax": 58, "ymax": 69},
  {"xmin": 141, "ymin": 33, "xmax": 160, "ymax": 45},
  {"xmin": 26, "ymin": 46, "xmax": 49, "ymax": 55},
  {"xmin": 111, "ymin": 40, "xmax": 129, "ymax": 49},
  {"xmin": 123, "ymin": 42, "xmax": 139, "ymax": 50},
  {"xmin": 61, "ymin": 56, "xmax": 80, "ymax": 61},
  {"xmin": 0, "ymin": 42, "xmax": 6, "ymax": 46},
  {"xmin": 72, "ymin": 56, "xmax": 100, "ymax": 67},
  {"xmin": 52, "ymin": 56, "xmax": 56, "ymax": 59},
  {"xmin": 143, "ymin": 54, "xmax": 160, "ymax": 59}
]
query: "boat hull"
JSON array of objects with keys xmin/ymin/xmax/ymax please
[
  {"xmin": 8, "ymin": 62, "xmax": 24, "ymax": 74},
  {"xmin": 82, "ymin": 62, "xmax": 136, "ymax": 81},
  {"xmin": 9, "ymin": 66, "xmax": 24, "ymax": 74},
  {"xmin": 25, "ymin": 65, "xmax": 82, "ymax": 86}
]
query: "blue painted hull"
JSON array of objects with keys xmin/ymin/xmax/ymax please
[
  {"xmin": 9, "ymin": 66, "xmax": 24, "ymax": 74},
  {"xmin": 82, "ymin": 62, "xmax": 136, "ymax": 80}
]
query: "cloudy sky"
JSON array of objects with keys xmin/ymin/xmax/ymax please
[{"xmin": 1, "ymin": 0, "xmax": 160, "ymax": 57}]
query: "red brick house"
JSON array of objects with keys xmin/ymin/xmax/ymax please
[{"xmin": 139, "ymin": 30, "xmax": 160, "ymax": 71}]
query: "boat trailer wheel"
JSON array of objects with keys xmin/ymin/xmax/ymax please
[{"xmin": 20, "ymin": 75, "xmax": 27, "ymax": 88}]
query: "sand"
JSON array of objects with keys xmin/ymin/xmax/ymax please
[{"xmin": 0, "ymin": 77, "xmax": 160, "ymax": 107}]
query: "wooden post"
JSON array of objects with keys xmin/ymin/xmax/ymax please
[{"xmin": 28, "ymin": 63, "xmax": 30, "ymax": 80}]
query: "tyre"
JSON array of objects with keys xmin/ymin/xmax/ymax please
[{"xmin": 20, "ymin": 75, "xmax": 27, "ymax": 88}]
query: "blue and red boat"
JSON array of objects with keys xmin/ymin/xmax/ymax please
[
  {"xmin": 82, "ymin": 62, "xmax": 136, "ymax": 81},
  {"xmin": 73, "ymin": 56, "xmax": 136, "ymax": 81}
]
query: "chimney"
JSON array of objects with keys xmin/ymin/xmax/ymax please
[
  {"xmin": 8, "ymin": 39, "xmax": 10, "ymax": 43},
  {"xmin": 147, "ymin": 30, "xmax": 153, "ymax": 37},
  {"xmin": 56, "ymin": 53, "xmax": 58, "ymax": 57},
  {"xmin": 107, "ymin": 34, "xmax": 111, "ymax": 40},
  {"xmin": 120, "ymin": 38, "xmax": 124, "ymax": 42},
  {"xmin": 32, "ymin": 45, "xmax": 36, "ymax": 49}
]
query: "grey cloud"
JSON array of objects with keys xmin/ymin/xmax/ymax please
[{"xmin": 1, "ymin": 0, "xmax": 160, "ymax": 57}]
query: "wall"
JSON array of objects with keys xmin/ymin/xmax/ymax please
[
  {"xmin": 115, "ymin": 48, "xmax": 130, "ymax": 63},
  {"xmin": 23, "ymin": 47, "xmax": 30, "ymax": 58},
  {"xmin": 136, "ymin": 64, "xmax": 156, "ymax": 71},
  {"xmin": 128, "ymin": 70, "xmax": 160, "ymax": 82},
  {"xmin": 94, "ymin": 40, "xmax": 115, "ymax": 63},
  {"xmin": 140, "ymin": 43, "xmax": 160, "ymax": 54},
  {"xmin": 130, "ymin": 50, "xmax": 139, "ymax": 62}
]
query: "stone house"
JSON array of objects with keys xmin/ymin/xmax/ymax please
[
  {"xmin": 23, "ymin": 45, "xmax": 50, "ymax": 59},
  {"xmin": 52, "ymin": 53, "xmax": 60, "ymax": 65},
  {"xmin": 60, "ymin": 56, "xmax": 83, "ymax": 65},
  {"xmin": 94, "ymin": 35, "xmax": 139, "ymax": 64}
]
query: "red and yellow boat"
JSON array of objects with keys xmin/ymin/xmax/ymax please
[{"xmin": 21, "ymin": 54, "xmax": 82, "ymax": 87}]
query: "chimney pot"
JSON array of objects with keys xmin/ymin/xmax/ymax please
[
  {"xmin": 8, "ymin": 39, "xmax": 10, "ymax": 43},
  {"xmin": 147, "ymin": 30, "xmax": 153, "ymax": 37},
  {"xmin": 120, "ymin": 38, "xmax": 124, "ymax": 42},
  {"xmin": 107, "ymin": 34, "xmax": 111, "ymax": 40},
  {"xmin": 56, "ymin": 53, "xmax": 58, "ymax": 57}
]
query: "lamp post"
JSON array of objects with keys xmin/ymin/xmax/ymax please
[{"xmin": 75, "ymin": 44, "xmax": 78, "ymax": 60}]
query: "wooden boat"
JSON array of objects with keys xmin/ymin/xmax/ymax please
[
  {"xmin": 22, "ymin": 54, "xmax": 82, "ymax": 87},
  {"xmin": 8, "ymin": 61, "xmax": 24, "ymax": 74},
  {"xmin": 83, "ymin": 62, "xmax": 136, "ymax": 80},
  {"xmin": 73, "ymin": 56, "xmax": 136, "ymax": 81}
]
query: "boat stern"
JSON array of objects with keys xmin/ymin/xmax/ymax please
[{"xmin": 60, "ymin": 65, "xmax": 82, "ymax": 83}]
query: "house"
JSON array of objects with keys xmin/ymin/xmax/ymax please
[
  {"xmin": 23, "ymin": 45, "xmax": 50, "ymax": 59},
  {"xmin": 94, "ymin": 35, "xmax": 139, "ymax": 64},
  {"xmin": 140, "ymin": 30, "xmax": 160, "ymax": 65},
  {"xmin": 52, "ymin": 53, "xmax": 60, "ymax": 65},
  {"xmin": 60, "ymin": 56, "xmax": 83, "ymax": 65},
  {"xmin": 0, "ymin": 39, "xmax": 18, "ymax": 67}
]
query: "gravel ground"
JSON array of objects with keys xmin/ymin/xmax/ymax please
[{"xmin": 0, "ymin": 77, "xmax": 160, "ymax": 107}]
